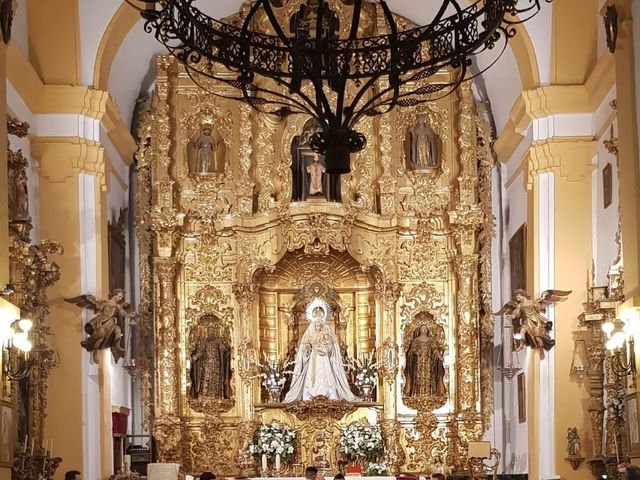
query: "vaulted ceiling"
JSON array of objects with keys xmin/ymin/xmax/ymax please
[{"xmin": 13, "ymin": 0, "xmax": 606, "ymax": 141}]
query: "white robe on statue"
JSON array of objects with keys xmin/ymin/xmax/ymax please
[{"xmin": 284, "ymin": 321, "xmax": 359, "ymax": 402}]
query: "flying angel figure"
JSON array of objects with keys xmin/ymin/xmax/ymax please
[
  {"xmin": 65, "ymin": 288, "xmax": 137, "ymax": 363},
  {"xmin": 494, "ymin": 289, "xmax": 571, "ymax": 359}
]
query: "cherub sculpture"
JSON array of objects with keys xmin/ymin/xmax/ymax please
[
  {"xmin": 494, "ymin": 289, "xmax": 571, "ymax": 359},
  {"xmin": 66, "ymin": 289, "xmax": 137, "ymax": 363}
]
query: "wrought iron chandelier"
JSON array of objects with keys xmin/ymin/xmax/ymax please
[{"xmin": 132, "ymin": 0, "xmax": 551, "ymax": 173}]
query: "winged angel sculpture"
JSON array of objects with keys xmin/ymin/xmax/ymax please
[
  {"xmin": 495, "ymin": 289, "xmax": 571, "ymax": 359},
  {"xmin": 66, "ymin": 289, "xmax": 137, "ymax": 363}
]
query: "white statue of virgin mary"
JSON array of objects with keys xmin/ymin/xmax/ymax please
[{"xmin": 283, "ymin": 301, "xmax": 359, "ymax": 402}]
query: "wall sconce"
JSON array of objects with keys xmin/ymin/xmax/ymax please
[
  {"xmin": 571, "ymin": 334, "xmax": 590, "ymax": 380},
  {"xmin": 498, "ymin": 323, "xmax": 522, "ymax": 381},
  {"xmin": 602, "ymin": 318, "xmax": 636, "ymax": 388},
  {"xmin": 1, "ymin": 298, "xmax": 34, "ymax": 381}
]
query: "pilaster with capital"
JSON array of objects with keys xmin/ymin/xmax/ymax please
[
  {"xmin": 375, "ymin": 281, "xmax": 402, "ymax": 419},
  {"xmin": 237, "ymin": 104, "xmax": 255, "ymax": 215},
  {"xmin": 154, "ymin": 257, "xmax": 180, "ymax": 418},
  {"xmin": 233, "ymin": 282, "xmax": 259, "ymax": 419},
  {"xmin": 378, "ymin": 114, "xmax": 397, "ymax": 216}
]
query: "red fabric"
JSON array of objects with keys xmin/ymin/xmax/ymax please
[{"xmin": 112, "ymin": 413, "xmax": 128, "ymax": 436}]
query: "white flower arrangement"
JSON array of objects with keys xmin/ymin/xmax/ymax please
[
  {"xmin": 250, "ymin": 422, "xmax": 297, "ymax": 462},
  {"xmin": 366, "ymin": 462, "xmax": 390, "ymax": 476},
  {"xmin": 350, "ymin": 353, "xmax": 377, "ymax": 387},
  {"xmin": 339, "ymin": 423, "xmax": 384, "ymax": 462},
  {"xmin": 259, "ymin": 354, "xmax": 293, "ymax": 390}
]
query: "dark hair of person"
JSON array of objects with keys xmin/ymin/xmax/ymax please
[
  {"xmin": 200, "ymin": 472, "xmax": 216, "ymax": 480},
  {"xmin": 431, "ymin": 474, "xmax": 446, "ymax": 480},
  {"xmin": 334, "ymin": 474, "xmax": 345, "ymax": 480},
  {"xmin": 305, "ymin": 466, "xmax": 318, "ymax": 479},
  {"xmin": 628, "ymin": 465, "xmax": 640, "ymax": 480},
  {"xmin": 65, "ymin": 471, "xmax": 81, "ymax": 480}
]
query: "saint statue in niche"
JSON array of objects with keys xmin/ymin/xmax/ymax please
[
  {"xmin": 284, "ymin": 299, "xmax": 358, "ymax": 402},
  {"xmin": 291, "ymin": 118, "xmax": 341, "ymax": 202},
  {"xmin": 403, "ymin": 322, "xmax": 445, "ymax": 397},
  {"xmin": 189, "ymin": 322, "xmax": 232, "ymax": 399},
  {"xmin": 190, "ymin": 125, "xmax": 223, "ymax": 175},
  {"xmin": 307, "ymin": 153, "xmax": 326, "ymax": 195},
  {"xmin": 407, "ymin": 117, "xmax": 440, "ymax": 171}
]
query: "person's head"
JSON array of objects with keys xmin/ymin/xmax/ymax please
[
  {"xmin": 418, "ymin": 324, "xmax": 429, "ymax": 336},
  {"xmin": 626, "ymin": 465, "xmax": 640, "ymax": 480},
  {"xmin": 334, "ymin": 474, "xmax": 345, "ymax": 480},
  {"xmin": 305, "ymin": 466, "xmax": 318, "ymax": 480},
  {"xmin": 65, "ymin": 471, "xmax": 81, "ymax": 480},
  {"xmin": 200, "ymin": 472, "xmax": 216, "ymax": 480},
  {"xmin": 202, "ymin": 127, "xmax": 212, "ymax": 136},
  {"xmin": 514, "ymin": 289, "xmax": 528, "ymax": 301},
  {"xmin": 110, "ymin": 289, "xmax": 125, "ymax": 302},
  {"xmin": 431, "ymin": 474, "xmax": 446, "ymax": 480}
]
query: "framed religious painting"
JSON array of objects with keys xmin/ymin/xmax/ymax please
[
  {"xmin": 517, "ymin": 373, "xmax": 526, "ymax": 424},
  {"xmin": 626, "ymin": 393, "xmax": 640, "ymax": 456},
  {"xmin": 603, "ymin": 163, "xmax": 613, "ymax": 209},
  {"xmin": 0, "ymin": 401, "xmax": 14, "ymax": 467},
  {"xmin": 509, "ymin": 224, "xmax": 527, "ymax": 292}
]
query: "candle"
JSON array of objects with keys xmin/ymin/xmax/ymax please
[
  {"xmin": 23, "ymin": 435, "xmax": 27, "ymax": 453},
  {"xmin": 44, "ymin": 439, "xmax": 48, "ymax": 458},
  {"xmin": 261, "ymin": 454, "xmax": 267, "ymax": 471},
  {"xmin": 275, "ymin": 454, "xmax": 281, "ymax": 471},
  {"xmin": 124, "ymin": 454, "xmax": 131, "ymax": 472},
  {"xmin": 30, "ymin": 437, "xmax": 34, "ymax": 456}
]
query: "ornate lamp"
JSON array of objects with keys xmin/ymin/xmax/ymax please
[
  {"xmin": 498, "ymin": 322, "xmax": 521, "ymax": 381},
  {"xmin": 0, "ymin": 298, "xmax": 34, "ymax": 380},
  {"xmin": 128, "ymin": 0, "xmax": 552, "ymax": 174},
  {"xmin": 602, "ymin": 317, "xmax": 637, "ymax": 388}
]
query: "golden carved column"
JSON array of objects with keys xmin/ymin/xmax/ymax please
[
  {"xmin": 237, "ymin": 105, "xmax": 255, "ymax": 216},
  {"xmin": 525, "ymin": 138, "xmax": 595, "ymax": 479},
  {"xmin": 233, "ymin": 283, "xmax": 259, "ymax": 474},
  {"xmin": 378, "ymin": 114, "xmax": 397, "ymax": 216},
  {"xmin": 375, "ymin": 281, "xmax": 401, "ymax": 420}
]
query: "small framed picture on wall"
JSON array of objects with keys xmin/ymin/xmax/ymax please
[
  {"xmin": 517, "ymin": 372, "xmax": 526, "ymax": 423},
  {"xmin": 626, "ymin": 393, "xmax": 640, "ymax": 456},
  {"xmin": 603, "ymin": 163, "xmax": 613, "ymax": 209},
  {"xmin": 0, "ymin": 401, "xmax": 14, "ymax": 467}
]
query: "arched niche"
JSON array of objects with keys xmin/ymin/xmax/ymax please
[{"xmin": 256, "ymin": 248, "xmax": 376, "ymax": 374}]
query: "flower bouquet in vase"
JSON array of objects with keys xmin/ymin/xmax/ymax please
[
  {"xmin": 350, "ymin": 353, "xmax": 377, "ymax": 401},
  {"xmin": 249, "ymin": 422, "xmax": 297, "ymax": 475},
  {"xmin": 259, "ymin": 353, "xmax": 293, "ymax": 403},
  {"xmin": 339, "ymin": 423, "xmax": 384, "ymax": 474}
]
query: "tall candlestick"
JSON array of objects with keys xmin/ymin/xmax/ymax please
[{"xmin": 261, "ymin": 454, "xmax": 267, "ymax": 471}]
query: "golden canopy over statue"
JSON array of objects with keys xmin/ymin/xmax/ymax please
[{"xmin": 495, "ymin": 289, "xmax": 571, "ymax": 359}]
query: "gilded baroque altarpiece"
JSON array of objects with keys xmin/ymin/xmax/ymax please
[{"xmin": 135, "ymin": 3, "xmax": 494, "ymax": 475}]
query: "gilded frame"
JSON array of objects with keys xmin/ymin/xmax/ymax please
[
  {"xmin": 0, "ymin": 400, "xmax": 14, "ymax": 467},
  {"xmin": 626, "ymin": 392, "xmax": 640, "ymax": 456}
]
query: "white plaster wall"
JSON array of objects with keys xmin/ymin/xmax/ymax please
[
  {"xmin": 79, "ymin": 173, "xmax": 103, "ymax": 480},
  {"xmin": 488, "ymin": 141, "xmax": 530, "ymax": 475},
  {"xmin": 591, "ymin": 88, "xmax": 620, "ymax": 285},
  {"xmin": 78, "ymin": 0, "xmax": 121, "ymax": 86},
  {"xmin": 12, "ymin": 0, "xmax": 29, "ymax": 59}
]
